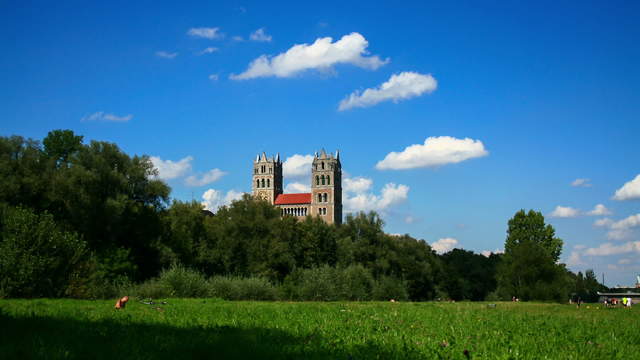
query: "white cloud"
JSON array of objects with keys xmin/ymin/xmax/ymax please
[
  {"xmin": 583, "ymin": 241, "xmax": 640, "ymax": 256},
  {"xmin": 156, "ymin": 51, "xmax": 178, "ymax": 59},
  {"xmin": 283, "ymin": 154, "xmax": 313, "ymax": 178},
  {"xmin": 250, "ymin": 28, "xmax": 272, "ymax": 42},
  {"xmin": 230, "ymin": 32, "xmax": 388, "ymax": 80},
  {"xmin": 613, "ymin": 174, "xmax": 640, "ymax": 201},
  {"xmin": 571, "ymin": 178, "xmax": 592, "ymax": 187},
  {"xmin": 150, "ymin": 156, "xmax": 193, "ymax": 180},
  {"xmin": 338, "ymin": 72, "xmax": 437, "ymax": 111},
  {"xmin": 185, "ymin": 168, "xmax": 227, "ymax": 187},
  {"xmin": 375, "ymin": 136, "xmax": 488, "ymax": 170},
  {"xmin": 81, "ymin": 111, "xmax": 133, "ymax": 122},
  {"xmin": 344, "ymin": 182, "xmax": 409, "ymax": 213},
  {"xmin": 549, "ymin": 206, "xmax": 580, "ymax": 218},
  {"xmin": 188, "ymin": 27, "xmax": 223, "ymax": 39},
  {"xmin": 284, "ymin": 182, "xmax": 311, "ymax": 193},
  {"xmin": 232, "ymin": 35, "xmax": 244, "ymax": 41},
  {"xmin": 587, "ymin": 204, "xmax": 612, "ymax": 216},
  {"xmin": 208, "ymin": 74, "xmax": 219, "ymax": 81},
  {"xmin": 608, "ymin": 213, "xmax": 640, "ymax": 240},
  {"xmin": 566, "ymin": 251, "xmax": 584, "ymax": 266},
  {"xmin": 618, "ymin": 258, "xmax": 632, "ymax": 265},
  {"xmin": 481, "ymin": 249, "xmax": 504, "ymax": 257},
  {"xmin": 431, "ymin": 238, "xmax": 459, "ymax": 254},
  {"xmin": 594, "ymin": 218, "xmax": 614, "ymax": 227},
  {"xmin": 343, "ymin": 177, "xmax": 373, "ymax": 194},
  {"xmin": 201, "ymin": 189, "xmax": 243, "ymax": 213},
  {"xmin": 404, "ymin": 215, "xmax": 420, "ymax": 224},
  {"xmin": 199, "ymin": 47, "xmax": 219, "ymax": 55}
]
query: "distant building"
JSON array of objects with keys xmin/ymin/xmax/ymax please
[{"xmin": 252, "ymin": 149, "xmax": 342, "ymax": 225}]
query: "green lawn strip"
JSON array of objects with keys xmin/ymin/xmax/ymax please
[{"xmin": 1, "ymin": 300, "xmax": 638, "ymax": 359}]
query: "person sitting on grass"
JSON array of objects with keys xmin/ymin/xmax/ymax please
[{"xmin": 115, "ymin": 296, "xmax": 129, "ymax": 310}]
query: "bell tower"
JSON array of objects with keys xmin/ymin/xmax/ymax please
[
  {"xmin": 252, "ymin": 152, "xmax": 282, "ymax": 204},
  {"xmin": 310, "ymin": 149, "xmax": 342, "ymax": 225}
]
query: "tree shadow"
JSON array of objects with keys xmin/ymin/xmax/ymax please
[{"xmin": 0, "ymin": 309, "xmax": 417, "ymax": 359}]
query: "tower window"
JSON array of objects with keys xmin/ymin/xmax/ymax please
[
  {"xmin": 327, "ymin": 175, "xmax": 330, "ymax": 185},
  {"xmin": 269, "ymin": 167, "xmax": 272, "ymax": 174},
  {"xmin": 316, "ymin": 175, "xmax": 319, "ymax": 185},
  {"xmin": 256, "ymin": 179, "xmax": 260, "ymax": 188},
  {"xmin": 323, "ymin": 193, "xmax": 327, "ymax": 202},
  {"xmin": 318, "ymin": 194, "xmax": 322, "ymax": 202},
  {"xmin": 267, "ymin": 179, "xmax": 270, "ymax": 187},
  {"xmin": 321, "ymin": 175, "xmax": 325, "ymax": 185},
  {"xmin": 261, "ymin": 179, "xmax": 265, "ymax": 188},
  {"xmin": 322, "ymin": 162, "xmax": 325, "ymax": 170}
]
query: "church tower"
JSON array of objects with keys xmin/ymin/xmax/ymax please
[
  {"xmin": 252, "ymin": 152, "xmax": 282, "ymax": 204},
  {"xmin": 310, "ymin": 149, "xmax": 342, "ymax": 225}
]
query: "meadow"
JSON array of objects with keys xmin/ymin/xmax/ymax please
[{"xmin": 1, "ymin": 299, "xmax": 638, "ymax": 359}]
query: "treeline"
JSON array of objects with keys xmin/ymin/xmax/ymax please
[{"xmin": 0, "ymin": 130, "xmax": 606, "ymax": 301}]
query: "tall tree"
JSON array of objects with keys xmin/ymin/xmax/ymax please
[{"xmin": 497, "ymin": 209, "xmax": 568, "ymax": 301}]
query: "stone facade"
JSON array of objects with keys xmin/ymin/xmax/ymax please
[{"xmin": 252, "ymin": 150, "xmax": 342, "ymax": 225}]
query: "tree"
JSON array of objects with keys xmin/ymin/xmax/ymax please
[
  {"xmin": 497, "ymin": 209, "xmax": 568, "ymax": 301},
  {"xmin": 42, "ymin": 129, "xmax": 83, "ymax": 167}
]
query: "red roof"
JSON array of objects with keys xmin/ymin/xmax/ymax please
[{"xmin": 274, "ymin": 193, "xmax": 311, "ymax": 205}]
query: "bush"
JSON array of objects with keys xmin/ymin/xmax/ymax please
[
  {"xmin": 283, "ymin": 265, "xmax": 340, "ymax": 301},
  {"xmin": 372, "ymin": 276, "xmax": 409, "ymax": 301},
  {"xmin": 0, "ymin": 206, "xmax": 88, "ymax": 298},
  {"xmin": 157, "ymin": 263, "xmax": 209, "ymax": 298},
  {"xmin": 336, "ymin": 265, "xmax": 374, "ymax": 301},
  {"xmin": 209, "ymin": 276, "xmax": 278, "ymax": 300}
]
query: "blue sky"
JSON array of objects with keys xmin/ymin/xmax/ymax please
[{"xmin": 1, "ymin": 0, "xmax": 639, "ymax": 286}]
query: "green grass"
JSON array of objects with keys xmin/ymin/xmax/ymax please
[{"xmin": 1, "ymin": 299, "xmax": 638, "ymax": 359}]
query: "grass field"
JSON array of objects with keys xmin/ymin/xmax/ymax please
[{"xmin": 1, "ymin": 299, "xmax": 638, "ymax": 359}]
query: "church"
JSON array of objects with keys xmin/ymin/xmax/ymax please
[{"xmin": 252, "ymin": 149, "xmax": 342, "ymax": 225}]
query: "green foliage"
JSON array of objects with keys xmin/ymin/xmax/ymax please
[
  {"xmin": 372, "ymin": 276, "xmax": 409, "ymax": 301},
  {"xmin": 0, "ymin": 206, "xmax": 87, "ymax": 298},
  {"xmin": 497, "ymin": 210, "xmax": 568, "ymax": 301},
  {"xmin": 42, "ymin": 129, "xmax": 83, "ymax": 166},
  {"xmin": 208, "ymin": 276, "xmax": 278, "ymax": 301},
  {"xmin": 157, "ymin": 264, "xmax": 210, "ymax": 298},
  {"xmin": 440, "ymin": 249, "xmax": 502, "ymax": 301}
]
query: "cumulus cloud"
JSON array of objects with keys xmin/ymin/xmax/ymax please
[
  {"xmin": 549, "ymin": 206, "xmax": 581, "ymax": 218},
  {"xmin": 208, "ymin": 74, "xmax": 219, "ymax": 81},
  {"xmin": 230, "ymin": 32, "xmax": 388, "ymax": 80},
  {"xmin": 188, "ymin": 27, "xmax": 223, "ymax": 39},
  {"xmin": 343, "ymin": 177, "xmax": 373, "ymax": 194},
  {"xmin": 232, "ymin": 35, "xmax": 244, "ymax": 41},
  {"xmin": 607, "ymin": 214, "xmax": 640, "ymax": 240},
  {"xmin": 613, "ymin": 174, "xmax": 640, "ymax": 201},
  {"xmin": 583, "ymin": 241, "xmax": 640, "ymax": 256},
  {"xmin": 155, "ymin": 51, "xmax": 178, "ymax": 59},
  {"xmin": 343, "ymin": 181, "xmax": 409, "ymax": 213},
  {"xmin": 199, "ymin": 47, "xmax": 219, "ymax": 55},
  {"xmin": 284, "ymin": 182, "xmax": 311, "ymax": 193},
  {"xmin": 375, "ymin": 136, "xmax": 488, "ymax": 170},
  {"xmin": 338, "ymin": 72, "xmax": 437, "ymax": 111},
  {"xmin": 201, "ymin": 189, "xmax": 243, "ymax": 213},
  {"xmin": 250, "ymin": 28, "xmax": 272, "ymax": 42},
  {"xmin": 587, "ymin": 204, "xmax": 612, "ymax": 216},
  {"xmin": 185, "ymin": 168, "xmax": 227, "ymax": 187},
  {"xmin": 566, "ymin": 251, "xmax": 584, "ymax": 266},
  {"xmin": 594, "ymin": 218, "xmax": 614, "ymax": 227},
  {"xmin": 283, "ymin": 154, "xmax": 313, "ymax": 178},
  {"xmin": 404, "ymin": 215, "xmax": 420, "ymax": 224},
  {"xmin": 81, "ymin": 111, "xmax": 133, "ymax": 122},
  {"xmin": 430, "ymin": 238, "xmax": 459, "ymax": 254},
  {"xmin": 150, "ymin": 156, "xmax": 193, "ymax": 180}
]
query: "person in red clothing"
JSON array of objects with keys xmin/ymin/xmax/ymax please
[{"xmin": 115, "ymin": 296, "xmax": 129, "ymax": 309}]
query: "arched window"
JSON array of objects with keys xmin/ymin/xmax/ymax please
[
  {"xmin": 318, "ymin": 194, "xmax": 322, "ymax": 202},
  {"xmin": 323, "ymin": 193, "xmax": 327, "ymax": 202},
  {"xmin": 322, "ymin": 162, "xmax": 325, "ymax": 170},
  {"xmin": 316, "ymin": 176, "xmax": 319, "ymax": 185},
  {"xmin": 321, "ymin": 175, "xmax": 325, "ymax": 185},
  {"xmin": 256, "ymin": 179, "xmax": 260, "ymax": 188},
  {"xmin": 261, "ymin": 179, "xmax": 265, "ymax": 188},
  {"xmin": 327, "ymin": 175, "xmax": 330, "ymax": 185},
  {"xmin": 267, "ymin": 179, "xmax": 270, "ymax": 187}
]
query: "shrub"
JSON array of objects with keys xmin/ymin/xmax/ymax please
[
  {"xmin": 157, "ymin": 263, "xmax": 210, "ymax": 298},
  {"xmin": 336, "ymin": 265, "xmax": 374, "ymax": 301},
  {"xmin": 372, "ymin": 276, "xmax": 409, "ymax": 301},
  {"xmin": 209, "ymin": 276, "xmax": 278, "ymax": 300}
]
